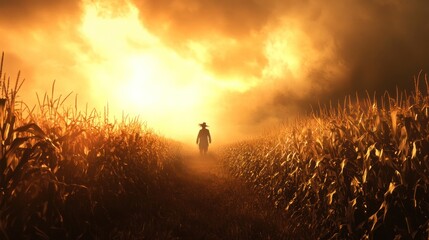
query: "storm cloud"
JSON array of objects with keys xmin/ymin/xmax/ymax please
[
  {"xmin": 131, "ymin": 0, "xmax": 429, "ymax": 87},
  {"xmin": 0, "ymin": 0, "xmax": 81, "ymax": 25},
  {"xmin": 128, "ymin": 0, "xmax": 429, "ymax": 134}
]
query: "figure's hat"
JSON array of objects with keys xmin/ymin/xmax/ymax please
[{"xmin": 199, "ymin": 122, "xmax": 208, "ymax": 127}]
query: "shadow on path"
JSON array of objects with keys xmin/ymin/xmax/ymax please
[
  {"xmin": 154, "ymin": 152, "xmax": 289, "ymax": 240},
  {"xmin": 110, "ymin": 152, "xmax": 289, "ymax": 239}
]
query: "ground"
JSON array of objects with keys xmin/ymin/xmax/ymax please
[{"xmin": 109, "ymin": 152, "xmax": 290, "ymax": 239}]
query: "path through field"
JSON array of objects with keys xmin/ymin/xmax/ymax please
[
  {"xmin": 163, "ymin": 153, "xmax": 288, "ymax": 239},
  {"xmin": 116, "ymin": 152, "xmax": 289, "ymax": 239}
]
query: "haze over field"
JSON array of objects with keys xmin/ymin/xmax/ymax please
[{"xmin": 1, "ymin": 0, "xmax": 429, "ymax": 143}]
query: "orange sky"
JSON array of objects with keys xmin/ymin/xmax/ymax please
[{"xmin": 1, "ymin": 0, "xmax": 429, "ymax": 144}]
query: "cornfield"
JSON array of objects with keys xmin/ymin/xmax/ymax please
[
  {"xmin": 223, "ymin": 76, "xmax": 429, "ymax": 239},
  {"xmin": 3, "ymin": 49, "xmax": 429, "ymax": 239},
  {"xmin": 0, "ymin": 53, "xmax": 180, "ymax": 239}
]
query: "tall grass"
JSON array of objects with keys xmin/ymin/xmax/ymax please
[
  {"xmin": 222, "ymin": 75, "xmax": 429, "ymax": 239},
  {"xmin": 0, "ymin": 53, "xmax": 180, "ymax": 239}
]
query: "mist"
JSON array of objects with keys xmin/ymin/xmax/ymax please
[{"xmin": 1, "ymin": 0, "xmax": 429, "ymax": 143}]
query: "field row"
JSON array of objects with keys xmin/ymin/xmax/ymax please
[
  {"xmin": 222, "ymin": 79, "xmax": 429, "ymax": 239},
  {"xmin": 0, "ymin": 58, "xmax": 182, "ymax": 238}
]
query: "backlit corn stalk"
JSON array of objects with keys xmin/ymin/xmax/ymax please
[
  {"xmin": 223, "ymin": 75, "xmax": 429, "ymax": 239},
  {"xmin": 0, "ymin": 53, "xmax": 178, "ymax": 239}
]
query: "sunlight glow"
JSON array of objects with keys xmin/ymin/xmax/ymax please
[
  {"xmin": 76, "ymin": 1, "xmax": 305, "ymax": 143},
  {"xmin": 78, "ymin": 1, "xmax": 223, "ymax": 141},
  {"xmin": 263, "ymin": 26, "xmax": 303, "ymax": 79}
]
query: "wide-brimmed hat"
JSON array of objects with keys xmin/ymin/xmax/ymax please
[{"xmin": 199, "ymin": 122, "xmax": 208, "ymax": 127}]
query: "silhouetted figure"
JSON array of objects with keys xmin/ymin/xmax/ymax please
[{"xmin": 196, "ymin": 122, "xmax": 211, "ymax": 155}]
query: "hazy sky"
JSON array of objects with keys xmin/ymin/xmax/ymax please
[{"xmin": 1, "ymin": 0, "xmax": 429, "ymax": 143}]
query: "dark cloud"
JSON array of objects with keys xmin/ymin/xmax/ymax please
[
  {"xmin": 0, "ymin": 0, "xmax": 82, "ymax": 28},
  {"xmin": 131, "ymin": 0, "xmax": 274, "ymax": 79},
  {"xmin": 325, "ymin": 0, "xmax": 429, "ymax": 93},
  {"xmin": 131, "ymin": 0, "xmax": 429, "ymax": 84},
  {"xmin": 132, "ymin": 0, "xmax": 272, "ymax": 38},
  {"xmin": 130, "ymin": 0, "xmax": 429, "ymax": 135}
]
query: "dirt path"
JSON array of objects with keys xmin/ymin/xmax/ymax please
[
  {"xmin": 183, "ymin": 154, "xmax": 227, "ymax": 179},
  {"xmin": 112, "ymin": 152, "xmax": 289, "ymax": 239},
  {"xmin": 153, "ymin": 153, "xmax": 288, "ymax": 240}
]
